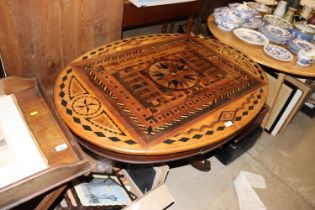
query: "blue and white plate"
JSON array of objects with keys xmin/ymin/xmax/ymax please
[
  {"xmin": 241, "ymin": 18, "xmax": 264, "ymax": 29},
  {"xmin": 263, "ymin": 24, "xmax": 291, "ymax": 37},
  {"xmin": 233, "ymin": 28, "xmax": 269, "ymax": 45},
  {"xmin": 264, "ymin": 44, "xmax": 293, "ymax": 61},
  {"xmin": 247, "ymin": 2, "xmax": 272, "ymax": 13},
  {"xmin": 259, "ymin": 24, "xmax": 293, "ymax": 45},
  {"xmin": 263, "ymin": 15, "xmax": 292, "ymax": 29},
  {"xmin": 287, "ymin": 39, "xmax": 315, "ymax": 54}
]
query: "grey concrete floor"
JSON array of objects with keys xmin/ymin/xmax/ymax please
[
  {"xmin": 166, "ymin": 112, "xmax": 315, "ymax": 210},
  {"xmin": 123, "ymin": 23, "xmax": 315, "ymax": 210}
]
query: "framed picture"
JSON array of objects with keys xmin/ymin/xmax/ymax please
[
  {"xmin": 263, "ymin": 68, "xmax": 310, "ymax": 135},
  {"xmin": 55, "ymin": 173, "xmax": 133, "ymax": 210},
  {"xmin": 0, "ymin": 124, "xmax": 15, "ymax": 167},
  {"xmin": 0, "ymin": 95, "xmax": 47, "ymax": 188}
]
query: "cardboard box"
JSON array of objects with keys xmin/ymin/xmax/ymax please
[{"xmin": 123, "ymin": 184, "xmax": 174, "ymax": 210}]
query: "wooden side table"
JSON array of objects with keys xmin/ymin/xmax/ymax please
[{"xmin": 0, "ymin": 77, "xmax": 90, "ymax": 209}]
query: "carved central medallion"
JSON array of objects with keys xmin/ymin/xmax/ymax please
[{"xmin": 149, "ymin": 60, "xmax": 198, "ymax": 90}]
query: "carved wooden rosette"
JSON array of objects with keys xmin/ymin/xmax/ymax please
[{"xmin": 54, "ymin": 34, "xmax": 268, "ymax": 162}]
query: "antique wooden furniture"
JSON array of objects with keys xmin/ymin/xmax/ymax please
[
  {"xmin": 0, "ymin": 0, "xmax": 124, "ymax": 91},
  {"xmin": 54, "ymin": 34, "xmax": 268, "ymax": 164},
  {"xmin": 208, "ymin": 16, "xmax": 314, "ymax": 132},
  {"xmin": 123, "ymin": 0, "xmax": 203, "ymax": 33},
  {"xmin": 0, "ymin": 77, "xmax": 90, "ymax": 209}
]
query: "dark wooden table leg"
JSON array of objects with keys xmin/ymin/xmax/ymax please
[
  {"xmin": 161, "ymin": 22, "xmax": 168, "ymax": 33},
  {"xmin": 190, "ymin": 159, "xmax": 211, "ymax": 172},
  {"xmin": 185, "ymin": 16, "xmax": 194, "ymax": 34}
]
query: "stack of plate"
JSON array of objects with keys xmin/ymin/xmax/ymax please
[
  {"xmin": 259, "ymin": 24, "xmax": 294, "ymax": 45},
  {"xmin": 263, "ymin": 15, "xmax": 292, "ymax": 29},
  {"xmin": 213, "ymin": 8, "xmax": 243, "ymax": 31},
  {"xmin": 213, "ymin": 3, "xmax": 260, "ymax": 31},
  {"xmin": 287, "ymin": 39, "xmax": 315, "ymax": 54},
  {"xmin": 247, "ymin": 2, "xmax": 272, "ymax": 14},
  {"xmin": 229, "ymin": 3, "xmax": 257, "ymax": 21},
  {"xmin": 241, "ymin": 18, "xmax": 264, "ymax": 29}
]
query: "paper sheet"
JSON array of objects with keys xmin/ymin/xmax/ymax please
[{"xmin": 234, "ymin": 171, "xmax": 267, "ymax": 210}]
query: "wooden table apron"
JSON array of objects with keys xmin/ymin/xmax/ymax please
[{"xmin": 54, "ymin": 34, "xmax": 268, "ymax": 163}]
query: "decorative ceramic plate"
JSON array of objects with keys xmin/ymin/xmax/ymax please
[
  {"xmin": 233, "ymin": 28, "xmax": 269, "ymax": 45},
  {"xmin": 247, "ymin": 2, "xmax": 272, "ymax": 13},
  {"xmin": 287, "ymin": 39, "xmax": 314, "ymax": 54},
  {"xmin": 263, "ymin": 15, "xmax": 292, "ymax": 29},
  {"xmin": 263, "ymin": 24, "xmax": 291, "ymax": 37},
  {"xmin": 241, "ymin": 18, "xmax": 264, "ymax": 29},
  {"xmin": 259, "ymin": 24, "xmax": 293, "ymax": 45},
  {"xmin": 255, "ymin": 0, "xmax": 277, "ymax": 5},
  {"xmin": 263, "ymin": 44, "xmax": 293, "ymax": 61}
]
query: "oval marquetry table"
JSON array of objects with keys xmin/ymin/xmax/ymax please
[{"xmin": 54, "ymin": 34, "xmax": 268, "ymax": 164}]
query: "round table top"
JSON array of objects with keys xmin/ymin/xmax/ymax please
[
  {"xmin": 207, "ymin": 16, "xmax": 315, "ymax": 78},
  {"xmin": 54, "ymin": 34, "xmax": 268, "ymax": 163}
]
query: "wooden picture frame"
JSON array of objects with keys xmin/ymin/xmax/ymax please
[
  {"xmin": 263, "ymin": 69, "xmax": 310, "ymax": 135},
  {"xmin": 55, "ymin": 173, "xmax": 133, "ymax": 210}
]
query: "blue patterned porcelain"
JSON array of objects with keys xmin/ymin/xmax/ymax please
[
  {"xmin": 287, "ymin": 39, "xmax": 314, "ymax": 54},
  {"xmin": 297, "ymin": 50, "xmax": 315, "ymax": 66},
  {"xmin": 233, "ymin": 28, "xmax": 269, "ymax": 45},
  {"xmin": 291, "ymin": 22, "xmax": 315, "ymax": 42},
  {"xmin": 214, "ymin": 3, "xmax": 260, "ymax": 32},
  {"xmin": 214, "ymin": 11, "xmax": 242, "ymax": 24},
  {"xmin": 259, "ymin": 24, "xmax": 293, "ymax": 45},
  {"xmin": 214, "ymin": 7, "xmax": 230, "ymax": 14},
  {"xmin": 213, "ymin": 8, "xmax": 243, "ymax": 31},
  {"xmin": 264, "ymin": 44, "xmax": 293, "ymax": 61},
  {"xmin": 241, "ymin": 18, "xmax": 264, "ymax": 29},
  {"xmin": 263, "ymin": 15, "xmax": 292, "ymax": 29},
  {"xmin": 215, "ymin": 18, "xmax": 239, "ymax": 31},
  {"xmin": 229, "ymin": 3, "xmax": 257, "ymax": 20},
  {"xmin": 247, "ymin": 2, "xmax": 272, "ymax": 13}
]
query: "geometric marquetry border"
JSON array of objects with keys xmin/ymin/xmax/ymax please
[
  {"xmin": 162, "ymin": 88, "xmax": 264, "ymax": 145},
  {"xmin": 58, "ymin": 69, "xmax": 138, "ymax": 146}
]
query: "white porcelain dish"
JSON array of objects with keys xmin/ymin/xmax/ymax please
[
  {"xmin": 263, "ymin": 44, "xmax": 293, "ymax": 61},
  {"xmin": 263, "ymin": 15, "xmax": 292, "ymax": 29},
  {"xmin": 297, "ymin": 50, "xmax": 315, "ymax": 66},
  {"xmin": 233, "ymin": 28, "xmax": 269, "ymax": 45}
]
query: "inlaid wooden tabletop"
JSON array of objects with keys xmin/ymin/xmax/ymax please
[
  {"xmin": 54, "ymin": 34, "xmax": 268, "ymax": 163},
  {"xmin": 207, "ymin": 16, "xmax": 315, "ymax": 78}
]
